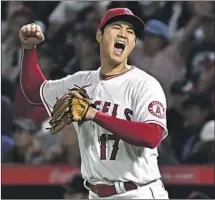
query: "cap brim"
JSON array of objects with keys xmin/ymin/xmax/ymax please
[{"xmin": 101, "ymin": 15, "xmax": 145, "ymax": 37}]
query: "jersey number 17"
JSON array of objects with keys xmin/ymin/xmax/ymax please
[{"xmin": 99, "ymin": 134, "xmax": 120, "ymax": 160}]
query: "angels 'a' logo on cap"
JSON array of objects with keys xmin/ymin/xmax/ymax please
[
  {"xmin": 124, "ymin": 8, "xmax": 131, "ymax": 15},
  {"xmin": 148, "ymin": 101, "xmax": 166, "ymax": 119}
]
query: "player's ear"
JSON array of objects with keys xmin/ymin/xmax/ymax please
[{"xmin": 96, "ymin": 30, "xmax": 102, "ymax": 43}]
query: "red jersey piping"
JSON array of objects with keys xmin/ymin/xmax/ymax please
[{"xmin": 99, "ymin": 65, "xmax": 135, "ymax": 81}]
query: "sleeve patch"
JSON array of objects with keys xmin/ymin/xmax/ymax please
[{"xmin": 148, "ymin": 101, "xmax": 166, "ymax": 119}]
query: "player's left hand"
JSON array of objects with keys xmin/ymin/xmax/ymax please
[
  {"xmin": 48, "ymin": 85, "xmax": 96, "ymax": 134},
  {"xmin": 65, "ymin": 85, "xmax": 98, "ymax": 120}
]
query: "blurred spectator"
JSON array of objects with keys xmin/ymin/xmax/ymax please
[
  {"xmin": 1, "ymin": 1, "xmax": 25, "ymax": 36},
  {"xmin": 1, "ymin": 76, "xmax": 15, "ymax": 103},
  {"xmin": 192, "ymin": 1, "xmax": 214, "ymax": 20},
  {"xmin": 137, "ymin": 0, "xmax": 193, "ymax": 35},
  {"xmin": 164, "ymin": 80, "xmax": 193, "ymax": 163},
  {"xmin": 197, "ymin": 54, "xmax": 214, "ymax": 93},
  {"xmin": 186, "ymin": 120, "xmax": 215, "ymax": 164},
  {"xmin": 49, "ymin": 1, "xmax": 91, "ymax": 25},
  {"xmin": 183, "ymin": 2, "xmax": 215, "ymax": 96},
  {"xmin": 185, "ymin": 24, "xmax": 214, "ymax": 92},
  {"xmin": 24, "ymin": 1, "xmax": 59, "ymax": 24},
  {"xmin": 186, "ymin": 140, "xmax": 215, "ymax": 164},
  {"xmin": 199, "ymin": 120, "xmax": 215, "ymax": 142},
  {"xmin": 37, "ymin": 46, "xmax": 59, "ymax": 79},
  {"xmin": 2, "ymin": 135, "xmax": 15, "ymax": 158},
  {"xmin": 37, "ymin": 118, "xmax": 60, "ymax": 153},
  {"xmin": 2, "ymin": 119, "xmax": 42, "ymax": 163},
  {"xmin": 63, "ymin": 174, "xmax": 89, "ymax": 199},
  {"xmin": 185, "ymin": 32, "xmax": 215, "ymax": 119},
  {"xmin": 159, "ymin": 2, "xmax": 192, "ymax": 37},
  {"xmin": 48, "ymin": 4, "xmax": 101, "ymax": 67},
  {"xmin": 187, "ymin": 191, "xmax": 211, "ymax": 199},
  {"xmin": 1, "ymin": 96, "xmax": 15, "ymax": 156},
  {"xmin": 2, "ymin": 6, "xmax": 34, "ymax": 82},
  {"xmin": 42, "ymin": 125, "xmax": 80, "ymax": 165},
  {"xmin": 167, "ymin": 81, "xmax": 192, "ymax": 138},
  {"xmin": 47, "ymin": 1, "xmax": 92, "ymax": 39},
  {"xmin": 46, "ymin": 21, "xmax": 76, "ymax": 66},
  {"xmin": 76, "ymin": 4, "xmax": 102, "ymax": 32},
  {"xmin": 171, "ymin": 93, "xmax": 212, "ymax": 162},
  {"xmin": 173, "ymin": 1, "xmax": 214, "ymax": 41},
  {"xmin": 1, "ymin": 96, "xmax": 14, "ymax": 136},
  {"xmin": 138, "ymin": 1, "xmax": 167, "ymax": 23},
  {"xmin": 63, "ymin": 26, "xmax": 100, "ymax": 74}
]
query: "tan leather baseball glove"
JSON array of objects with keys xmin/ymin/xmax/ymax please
[{"xmin": 47, "ymin": 85, "xmax": 94, "ymax": 135}]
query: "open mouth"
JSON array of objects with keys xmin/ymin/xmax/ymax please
[{"xmin": 114, "ymin": 42, "xmax": 125, "ymax": 55}]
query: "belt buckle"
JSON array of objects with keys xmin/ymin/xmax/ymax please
[
  {"xmin": 94, "ymin": 185, "xmax": 99, "ymax": 194},
  {"xmin": 95, "ymin": 183, "xmax": 114, "ymax": 197},
  {"xmin": 94, "ymin": 184, "xmax": 103, "ymax": 197}
]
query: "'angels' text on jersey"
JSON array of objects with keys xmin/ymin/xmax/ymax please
[{"xmin": 94, "ymin": 100, "xmax": 133, "ymax": 120}]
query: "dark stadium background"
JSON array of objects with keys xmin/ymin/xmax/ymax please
[{"xmin": 1, "ymin": 1, "xmax": 214, "ymax": 199}]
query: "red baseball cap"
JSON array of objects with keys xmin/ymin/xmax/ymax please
[{"xmin": 98, "ymin": 8, "xmax": 145, "ymax": 36}]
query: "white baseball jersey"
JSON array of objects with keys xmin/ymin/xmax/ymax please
[{"xmin": 40, "ymin": 65, "xmax": 168, "ymax": 185}]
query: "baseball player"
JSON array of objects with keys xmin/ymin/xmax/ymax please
[{"xmin": 19, "ymin": 8, "xmax": 169, "ymax": 199}]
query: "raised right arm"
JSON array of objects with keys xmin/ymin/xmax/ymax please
[
  {"xmin": 19, "ymin": 23, "xmax": 85, "ymax": 117},
  {"xmin": 19, "ymin": 23, "xmax": 46, "ymax": 105},
  {"xmin": 20, "ymin": 49, "xmax": 46, "ymax": 105}
]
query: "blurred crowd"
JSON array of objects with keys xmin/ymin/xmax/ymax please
[{"xmin": 1, "ymin": 1, "xmax": 215, "ymax": 168}]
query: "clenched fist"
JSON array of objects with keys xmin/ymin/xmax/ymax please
[{"xmin": 19, "ymin": 23, "xmax": 45, "ymax": 50}]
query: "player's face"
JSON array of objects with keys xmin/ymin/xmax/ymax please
[{"xmin": 99, "ymin": 21, "xmax": 136, "ymax": 65}]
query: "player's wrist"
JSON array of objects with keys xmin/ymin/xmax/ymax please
[
  {"xmin": 21, "ymin": 43, "xmax": 37, "ymax": 50},
  {"xmin": 86, "ymin": 107, "xmax": 98, "ymax": 120}
]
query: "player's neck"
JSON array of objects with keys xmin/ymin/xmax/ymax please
[{"xmin": 100, "ymin": 60, "xmax": 129, "ymax": 76}]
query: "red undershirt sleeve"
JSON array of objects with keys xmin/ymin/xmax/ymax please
[
  {"xmin": 20, "ymin": 49, "xmax": 46, "ymax": 105},
  {"xmin": 93, "ymin": 112, "xmax": 163, "ymax": 148}
]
